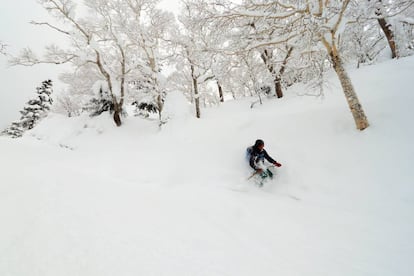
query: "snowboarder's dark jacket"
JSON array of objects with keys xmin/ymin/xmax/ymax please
[{"xmin": 247, "ymin": 146, "xmax": 276, "ymax": 170}]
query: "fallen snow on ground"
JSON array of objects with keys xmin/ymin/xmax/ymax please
[{"xmin": 1, "ymin": 57, "xmax": 413, "ymax": 276}]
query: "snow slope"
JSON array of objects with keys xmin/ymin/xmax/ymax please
[{"xmin": 1, "ymin": 57, "xmax": 413, "ymax": 276}]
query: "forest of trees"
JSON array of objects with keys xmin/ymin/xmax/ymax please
[{"xmin": 7, "ymin": 0, "xmax": 414, "ymax": 131}]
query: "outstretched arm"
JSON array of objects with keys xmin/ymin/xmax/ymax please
[
  {"xmin": 264, "ymin": 150, "xmax": 282, "ymax": 167},
  {"xmin": 263, "ymin": 150, "xmax": 276, "ymax": 163}
]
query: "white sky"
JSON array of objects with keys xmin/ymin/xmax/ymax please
[{"xmin": 0, "ymin": 0, "xmax": 181, "ymax": 129}]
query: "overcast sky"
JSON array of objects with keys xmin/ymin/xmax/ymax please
[{"xmin": 0, "ymin": 0, "xmax": 181, "ymax": 129}]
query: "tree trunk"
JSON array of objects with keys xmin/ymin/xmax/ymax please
[
  {"xmin": 193, "ymin": 77, "xmax": 201, "ymax": 118},
  {"xmin": 275, "ymin": 46, "xmax": 293, "ymax": 98},
  {"xmin": 113, "ymin": 102, "xmax": 122, "ymax": 127},
  {"xmin": 331, "ymin": 54, "xmax": 369, "ymax": 131},
  {"xmin": 377, "ymin": 18, "xmax": 398, "ymax": 59},
  {"xmin": 113, "ymin": 110, "xmax": 122, "ymax": 127},
  {"xmin": 373, "ymin": 0, "xmax": 398, "ymax": 59},
  {"xmin": 95, "ymin": 50, "xmax": 122, "ymax": 127},
  {"xmin": 217, "ymin": 81, "xmax": 224, "ymax": 102},
  {"xmin": 261, "ymin": 49, "xmax": 284, "ymax": 98},
  {"xmin": 157, "ymin": 93, "xmax": 163, "ymax": 122},
  {"xmin": 275, "ymin": 78, "xmax": 283, "ymax": 98},
  {"xmin": 261, "ymin": 47, "xmax": 292, "ymax": 99},
  {"xmin": 190, "ymin": 61, "xmax": 201, "ymax": 118}
]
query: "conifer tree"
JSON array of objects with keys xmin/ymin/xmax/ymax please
[
  {"xmin": 2, "ymin": 122, "xmax": 24, "ymax": 138},
  {"xmin": 86, "ymin": 86, "xmax": 114, "ymax": 117},
  {"xmin": 2, "ymin": 80, "xmax": 53, "ymax": 138}
]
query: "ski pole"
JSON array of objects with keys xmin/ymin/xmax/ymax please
[{"xmin": 247, "ymin": 171, "xmax": 258, "ymax": 180}]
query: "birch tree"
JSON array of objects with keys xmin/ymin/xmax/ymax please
[
  {"xmin": 371, "ymin": 0, "xmax": 399, "ymax": 58},
  {"xmin": 170, "ymin": 0, "xmax": 218, "ymax": 118},
  {"xmin": 259, "ymin": 45, "xmax": 293, "ymax": 98},
  {"xmin": 126, "ymin": 3, "xmax": 176, "ymax": 122},
  {"xmin": 356, "ymin": 0, "xmax": 414, "ymax": 59},
  {"xmin": 10, "ymin": 0, "xmax": 173, "ymax": 126},
  {"xmin": 202, "ymin": 0, "xmax": 370, "ymax": 130},
  {"xmin": 317, "ymin": 1, "xmax": 369, "ymax": 130}
]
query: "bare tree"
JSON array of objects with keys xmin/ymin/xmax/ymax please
[
  {"xmin": 169, "ymin": 0, "xmax": 219, "ymax": 118},
  {"xmin": 260, "ymin": 46, "xmax": 293, "ymax": 98},
  {"xmin": 362, "ymin": 0, "xmax": 414, "ymax": 58},
  {"xmin": 368, "ymin": 0, "xmax": 399, "ymax": 58},
  {"xmin": 319, "ymin": 1, "xmax": 369, "ymax": 130},
  {"xmin": 202, "ymin": 0, "xmax": 370, "ymax": 130},
  {"xmin": 10, "ymin": 0, "xmax": 173, "ymax": 126}
]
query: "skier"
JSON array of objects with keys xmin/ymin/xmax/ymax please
[{"xmin": 247, "ymin": 139, "xmax": 282, "ymax": 179}]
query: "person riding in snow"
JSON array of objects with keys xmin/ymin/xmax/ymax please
[{"xmin": 247, "ymin": 139, "xmax": 282, "ymax": 175}]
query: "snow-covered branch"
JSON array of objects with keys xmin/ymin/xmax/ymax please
[
  {"xmin": 9, "ymin": 47, "xmax": 77, "ymax": 66},
  {"xmin": 39, "ymin": 0, "xmax": 91, "ymax": 43},
  {"xmin": 30, "ymin": 21, "xmax": 71, "ymax": 36}
]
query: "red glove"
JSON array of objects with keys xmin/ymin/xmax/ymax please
[{"xmin": 274, "ymin": 162, "xmax": 282, "ymax": 167}]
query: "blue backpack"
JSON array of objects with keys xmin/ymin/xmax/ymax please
[{"xmin": 246, "ymin": 146, "xmax": 253, "ymax": 161}]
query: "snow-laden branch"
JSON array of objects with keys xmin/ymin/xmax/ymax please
[
  {"xmin": 30, "ymin": 21, "xmax": 71, "ymax": 36},
  {"xmin": 242, "ymin": 33, "xmax": 299, "ymax": 53},
  {"xmin": 9, "ymin": 47, "xmax": 77, "ymax": 66},
  {"xmin": 39, "ymin": 0, "xmax": 91, "ymax": 43},
  {"xmin": 382, "ymin": 0, "xmax": 414, "ymax": 18},
  {"xmin": 244, "ymin": 1, "xmax": 300, "ymax": 11},
  {"xmin": 208, "ymin": 9, "xmax": 307, "ymax": 21}
]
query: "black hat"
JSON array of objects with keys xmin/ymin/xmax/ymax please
[{"xmin": 254, "ymin": 139, "xmax": 264, "ymax": 147}]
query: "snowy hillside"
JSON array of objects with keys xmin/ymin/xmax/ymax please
[{"xmin": 1, "ymin": 57, "xmax": 413, "ymax": 276}]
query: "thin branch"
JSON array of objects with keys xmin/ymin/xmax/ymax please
[
  {"xmin": 332, "ymin": 0, "xmax": 350, "ymax": 34},
  {"xmin": 30, "ymin": 21, "xmax": 71, "ymax": 36},
  {"xmin": 10, "ymin": 55, "xmax": 76, "ymax": 66},
  {"xmin": 386, "ymin": 1, "xmax": 414, "ymax": 18},
  {"xmin": 243, "ymin": 33, "xmax": 299, "ymax": 52},
  {"xmin": 244, "ymin": 1, "xmax": 299, "ymax": 11},
  {"xmin": 206, "ymin": 9, "xmax": 307, "ymax": 21},
  {"xmin": 45, "ymin": 0, "xmax": 91, "ymax": 43}
]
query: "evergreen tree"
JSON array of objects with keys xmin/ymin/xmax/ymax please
[
  {"xmin": 86, "ymin": 86, "xmax": 115, "ymax": 117},
  {"xmin": 20, "ymin": 79, "xmax": 53, "ymax": 130},
  {"xmin": 1, "ymin": 122, "xmax": 24, "ymax": 138},
  {"xmin": 2, "ymin": 80, "xmax": 53, "ymax": 138},
  {"xmin": 130, "ymin": 79, "xmax": 166, "ymax": 119}
]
